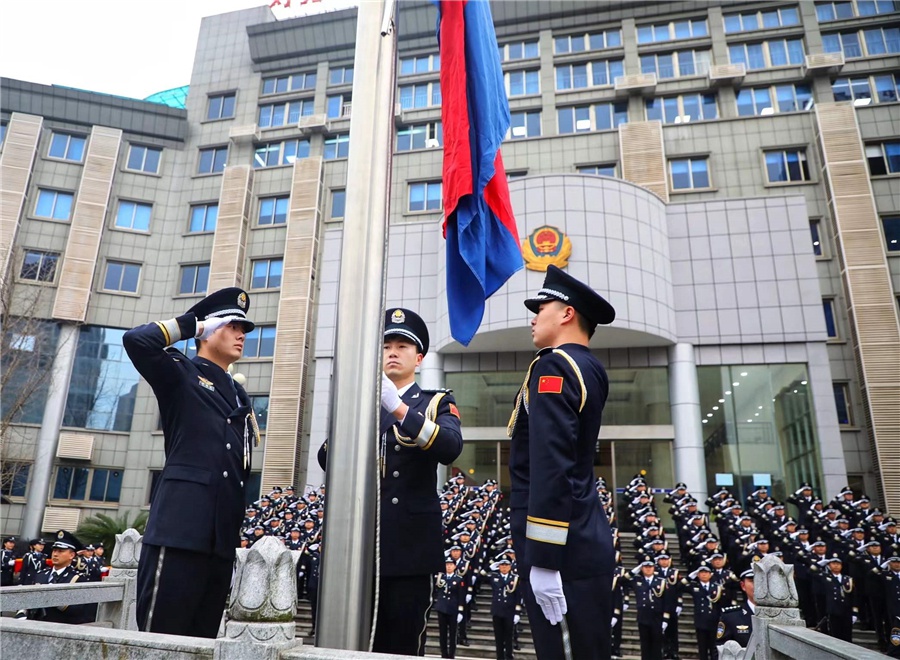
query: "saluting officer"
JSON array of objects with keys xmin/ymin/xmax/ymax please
[
  {"xmin": 123, "ymin": 287, "xmax": 259, "ymax": 638},
  {"xmin": 681, "ymin": 565, "xmax": 725, "ymax": 660},
  {"xmin": 631, "ymin": 557, "xmax": 669, "ymax": 660},
  {"xmin": 434, "ymin": 558, "xmax": 467, "ymax": 659},
  {"xmin": 717, "ymin": 569, "xmax": 756, "ymax": 648},
  {"xmin": 318, "ymin": 308, "xmax": 463, "ymax": 655},
  {"xmin": 508, "ymin": 265, "xmax": 616, "ymax": 660},
  {"xmin": 16, "ymin": 530, "xmax": 91, "ymax": 624},
  {"xmin": 490, "ymin": 559, "xmax": 522, "ymax": 660}
]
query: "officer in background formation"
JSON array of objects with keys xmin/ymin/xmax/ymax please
[
  {"xmin": 19, "ymin": 538, "xmax": 48, "ymax": 586},
  {"xmin": 123, "ymin": 287, "xmax": 258, "ymax": 639},
  {"xmin": 884, "ymin": 556, "xmax": 900, "ymax": 658},
  {"xmin": 1, "ymin": 536, "xmax": 18, "ymax": 586},
  {"xmin": 629, "ymin": 557, "xmax": 669, "ymax": 660},
  {"xmin": 717, "ymin": 569, "xmax": 756, "ymax": 648},
  {"xmin": 489, "ymin": 558, "xmax": 522, "ymax": 660},
  {"xmin": 15, "ymin": 530, "xmax": 91, "ymax": 624},
  {"xmin": 680, "ymin": 565, "xmax": 726, "ymax": 660},
  {"xmin": 434, "ymin": 557, "xmax": 466, "ymax": 659},
  {"xmin": 297, "ymin": 542, "xmax": 321, "ymax": 637}
]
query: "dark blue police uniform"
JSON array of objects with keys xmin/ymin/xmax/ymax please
[
  {"xmin": 434, "ymin": 569, "xmax": 466, "ymax": 658},
  {"xmin": 490, "ymin": 567, "xmax": 521, "ymax": 660},
  {"xmin": 717, "ymin": 603, "xmax": 753, "ymax": 647},
  {"xmin": 123, "ymin": 287, "xmax": 257, "ymax": 639}
]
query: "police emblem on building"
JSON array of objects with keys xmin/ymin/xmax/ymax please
[{"xmin": 521, "ymin": 225, "xmax": 572, "ymax": 272}]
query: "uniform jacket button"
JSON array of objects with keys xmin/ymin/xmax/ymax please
[
  {"xmin": 391, "ymin": 497, "xmax": 399, "ymax": 504},
  {"xmin": 393, "ymin": 471, "xmax": 400, "ymax": 478},
  {"xmin": 227, "ymin": 419, "xmax": 232, "ymax": 424},
  {"xmin": 223, "ymin": 471, "xmax": 228, "ymax": 478},
  {"xmin": 393, "ymin": 444, "xmax": 400, "ymax": 452},
  {"xmin": 226, "ymin": 443, "xmax": 231, "ymax": 450},
  {"xmin": 240, "ymin": 481, "xmax": 244, "ymax": 487}
]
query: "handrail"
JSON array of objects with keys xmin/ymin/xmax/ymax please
[
  {"xmin": 1, "ymin": 582, "xmax": 125, "ymax": 611},
  {"xmin": 767, "ymin": 624, "xmax": 885, "ymax": 660}
]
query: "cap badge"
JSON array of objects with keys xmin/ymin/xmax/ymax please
[
  {"xmin": 522, "ymin": 225, "xmax": 572, "ymax": 272},
  {"xmin": 58, "ymin": 531, "xmax": 65, "ymax": 539},
  {"xmin": 237, "ymin": 292, "xmax": 248, "ymax": 309},
  {"xmin": 391, "ymin": 309, "xmax": 405, "ymax": 324}
]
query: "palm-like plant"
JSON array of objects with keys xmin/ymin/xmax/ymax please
[{"xmin": 75, "ymin": 510, "xmax": 149, "ymax": 559}]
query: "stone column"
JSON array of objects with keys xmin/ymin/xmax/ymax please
[
  {"xmin": 420, "ymin": 352, "xmax": 449, "ymax": 487},
  {"xmin": 21, "ymin": 323, "xmax": 79, "ymax": 539},
  {"xmin": 214, "ymin": 536, "xmax": 303, "ymax": 659},
  {"xmin": 668, "ymin": 343, "xmax": 708, "ymax": 505},
  {"xmin": 96, "ymin": 528, "xmax": 142, "ymax": 630}
]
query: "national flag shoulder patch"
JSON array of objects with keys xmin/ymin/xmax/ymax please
[
  {"xmin": 537, "ymin": 375, "xmax": 564, "ymax": 394},
  {"xmin": 449, "ymin": 403, "xmax": 461, "ymax": 419}
]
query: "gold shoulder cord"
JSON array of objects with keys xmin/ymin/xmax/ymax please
[
  {"xmin": 551, "ymin": 349, "xmax": 587, "ymax": 412},
  {"xmin": 393, "ymin": 392, "xmax": 446, "ymax": 447},
  {"xmin": 506, "ymin": 356, "xmax": 541, "ymax": 437}
]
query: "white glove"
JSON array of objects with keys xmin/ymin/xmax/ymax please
[
  {"xmin": 662, "ymin": 621, "xmax": 668, "ymax": 632},
  {"xmin": 514, "ymin": 614, "xmax": 520, "ymax": 625},
  {"xmin": 7, "ymin": 560, "xmax": 14, "ymax": 566},
  {"xmin": 196, "ymin": 315, "xmax": 236, "ymax": 340},
  {"xmin": 852, "ymin": 615, "xmax": 858, "ymax": 624},
  {"xmin": 611, "ymin": 616, "xmax": 618, "ymax": 628},
  {"xmin": 380, "ymin": 372, "xmax": 402, "ymax": 413},
  {"xmin": 676, "ymin": 606, "xmax": 683, "ymax": 616},
  {"xmin": 457, "ymin": 613, "xmax": 463, "ymax": 623},
  {"xmin": 623, "ymin": 603, "xmax": 630, "ymax": 611},
  {"xmin": 465, "ymin": 594, "xmax": 472, "ymax": 603},
  {"xmin": 530, "ymin": 566, "xmax": 567, "ymax": 626}
]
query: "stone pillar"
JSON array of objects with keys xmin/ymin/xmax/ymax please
[
  {"xmin": 668, "ymin": 343, "xmax": 708, "ymax": 505},
  {"xmin": 214, "ymin": 536, "xmax": 303, "ymax": 659},
  {"xmin": 97, "ymin": 528, "xmax": 142, "ymax": 630},
  {"xmin": 420, "ymin": 352, "xmax": 449, "ymax": 487},
  {"xmin": 21, "ymin": 323, "xmax": 79, "ymax": 538}
]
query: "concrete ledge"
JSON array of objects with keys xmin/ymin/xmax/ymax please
[
  {"xmin": 283, "ymin": 648, "xmax": 419, "ymax": 659},
  {"xmin": 768, "ymin": 624, "xmax": 884, "ymax": 659},
  {"xmin": 0, "ymin": 617, "xmax": 215, "ymax": 659},
  {"xmin": 0, "ymin": 582, "xmax": 125, "ymax": 610}
]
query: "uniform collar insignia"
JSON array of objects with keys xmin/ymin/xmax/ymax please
[{"xmin": 198, "ymin": 376, "xmax": 216, "ymax": 391}]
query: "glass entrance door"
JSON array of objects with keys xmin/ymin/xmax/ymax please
[{"xmin": 611, "ymin": 439, "xmax": 675, "ymax": 532}]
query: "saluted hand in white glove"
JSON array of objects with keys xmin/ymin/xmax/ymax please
[
  {"xmin": 530, "ymin": 566, "xmax": 567, "ymax": 626},
  {"xmin": 196, "ymin": 315, "xmax": 238, "ymax": 340}
]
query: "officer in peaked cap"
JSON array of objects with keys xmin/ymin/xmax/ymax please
[
  {"xmin": 123, "ymin": 287, "xmax": 259, "ymax": 639},
  {"xmin": 717, "ymin": 569, "xmax": 755, "ymax": 648},
  {"xmin": 508, "ymin": 265, "xmax": 615, "ymax": 659},
  {"xmin": 17, "ymin": 530, "xmax": 91, "ymax": 624},
  {"xmin": 317, "ymin": 307, "xmax": 463, "ymax": 655},
  {"xmin": 1, "ymin": 536, "xmax": 18, "ymax": 586}
]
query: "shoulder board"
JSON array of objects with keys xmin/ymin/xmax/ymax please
[
  {"xmin": 722, "ymin": 605, "xmax": 740, "ymax": 612},
  {"xmin": 421, "ymin": 388, "xmax": 453, "ymax": 394}
]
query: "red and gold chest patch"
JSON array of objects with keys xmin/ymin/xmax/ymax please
[{"xmin": 537, "ymin": 375, "xmax": 564, "ymax": 394}]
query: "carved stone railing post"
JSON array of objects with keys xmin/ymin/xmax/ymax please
[
  {"xmin": 96, "ymin": 528, "xmax": 142, "ymax": 630},
  {"xmin": 717, "ymin": 640, "xmax": 747, "ymax": 660},
  {"xmin": 213, "ymin": 536, "xmax": 303, "ymax": 660},
  {"xmin": 740, "ymin": 554, "xmax": 805, "ymax": 660}
]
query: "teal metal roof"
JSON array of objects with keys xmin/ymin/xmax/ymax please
[{"xmin": 144, "ymin": 85, "xmax": 189, "ymax": 109}]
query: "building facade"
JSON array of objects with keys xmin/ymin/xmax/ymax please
[{"xmin": 2, "ymin": 0, "xmax": 898, "ymax": 534}]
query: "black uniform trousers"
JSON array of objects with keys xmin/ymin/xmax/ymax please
[
  {"xmin": 136, "ymin": 544, "xmax": 232, "ymax": 638},
  {"xmin": 696, "ymin": 629, "xmax": 717, "ymax": 660},
  {"xmin": 373, "ymin": 574, "xmax": 433, "ymax": 656},
  {"xmin": 638, "ymin": 622, "xmax": 664, "ymax": 660},
  {"xmin": 308, "ymin": 586, "xmax": 319, "ymax": 632},
  {"xmin": 493, "ymin": 615, "xmax": 515, "ymax": 660},
  {"xmin": 663, "ymin": 614, "xmax": 679, "ymax": 659},
  {"xmin": 611, "ymin": 616, "xmax": 624, "ymax": 655},
  {"xmin": 828, "ymin": 613, "xmax": 853, "ymax": 643},
  {"xmin": 437, "ymin": 611, "xmax": 458, "ymax": 659},
  {"xmin": 522, "ymin": 573, "xmax": 612, "ymax": 660}
]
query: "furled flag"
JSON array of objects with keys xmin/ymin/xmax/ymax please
[{"xmin": 434, "ymin": 0, "xmax": 523, "ymax": 346}]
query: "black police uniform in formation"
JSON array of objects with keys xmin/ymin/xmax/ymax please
[
  {"xmin": 20, "ymin": 531, "xmax": 91, "ymax": 624},
  {"xmin": 434, "ymin": 566, "xmax": 466, "ymax": 659},
  {"xmin": 884, "ymin": 562, "xmax": 900, "ymax": 658},
  {"xmin": 717, "ymin": 602, "xmax": 754, "ymax": 647},
  {"xmin": 123, "ymin": 287, "xmax": 257, "ymax": 638},
  {"xmin": 630, "ymin": 566, "xmax": 669, "ymax": 660},
  {"xmin": 318, "ymin": 308, "xmax": 463, "ymax": 655},
  {"xmin": 680, "ymin": 570, "xmax": 724, "ymax": 660},
  {"xmin": 19, "ymin": 540, "xmax": 48, "ymax": 586},
  {"xmin": 508, "ymin": 265, "xmax": 616, "ymax": 660},
  {"xmin": 1, "ymin": 537, "xmax": 18, "ymax": 586},
  {"xmin": 490, "ymin": 564, "xmax": 521, "ymax": 660}
]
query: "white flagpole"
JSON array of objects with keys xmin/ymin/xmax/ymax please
[{"xmin": 317, "ymin": 0, "xmax": 397, "ymax": 650}]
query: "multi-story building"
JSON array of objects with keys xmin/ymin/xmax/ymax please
[{"xmin": 2, "ymin": 0, "xmax": 898, "ymax": 535}]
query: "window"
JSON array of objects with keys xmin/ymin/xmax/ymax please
[
  {"xmin": 505, "ymin": 70, "xmax": 540, "ymax": 96},
  {"xmin": 811, "ymin": 219, "xmax": 825, "ymax": 256},
  {"xmin": 823, "ymin": 298, "xmax": 839, "ymax": 338},
  {"xmin": 253, "ymin": 139, "xmax": 310, "ymax": 168},
  {"xmin": 397, "ymin": 122, "xmax": 443, "ymax": 151},
  {"xmin": 817, "ymin": 0, "xmax": 899, "ymax": 21},
  {"xmin": 258, "ymin": 100, "xmax": 314, "ymax": 127},
  {"xmin": 34, "ymin": 189, "xmax": 74, "ymax": 221},
  {"xmin": 669, "ymin": 157, "xmax": 710, "ymax": 190},
  {"xmin": 114, "ymin": 200, "xmax": 152, "ymax": 231},
  {"xmin": 251, "ymin": 258, "xmax": 283, "ymax": 290},
  {"xmin": 326, "ymin": 94, "xmax": 351, "ymax": 119},
  {"xmin": 508, "ymin": 111, "xmax": 541, "ymax": 139},
  {"xmin": 173, "ymin": 339, "xmax": 198, "ymax": 359},
  {"xmin": 258, "ymin": 196, "xmax": 289, "ymax": 226},
  {"xmin": 1, "ymin": 320, "xmax": 59, "ymax": 425},
  {"xmin": 557, "ymin": 102, "xmax": 628, "ymax": 134},
  {"xmin": 408, "ymin": 181, "xmax": 442, "ymax": 212},
  {"xmin": 329, "ymin": 66, "xmax": 354, "ymax": 85},
  {"xmin": 637, "ymin": 19, "xmax": 708, "ymax": 44},
  {"xmin": 63, "ymin": 326, "xmax": 140, "ymax": 432},
  {"xmin": 179, "ymin": 263, "xmax": 210, "ymax": 295},
  {"xmin": 399, "ymin": 53, "xmax": 440, "ymax": 74},
  {"xmin": 20, "ymin": 249, "xmax": 59, "ymax": 282},
  {"xmin": 640, "ymin": 49, "xmax": 710, "ymax": 79},
  {"xmin": 765, "ymin": 149, "xmax": 811, "ymax": 183},
  {"xmin": 48, "ymin": 132, "xmax": 86, "ymax": 162},
  {"xmin": 823, "ymin": 28, "xmax": 900, "ymax": 58},
  {"xmin": 866, "ymin": 141, "xmax": 900, "ymax": 175},
  {"xmin": 646, "ymin": 93, "xmax": 717, "ymax": 124},
  {"xmin": 103, "ymin": 261, "xmax": 141, "ymax": 293},
  {"xmin": 52, "ymin": 467, "xmax": 123, "ymax": 503},
  {"xmin": 398, "ymin": 82, "xmax": 441, "ymax": 109},
  {"xmin": 499, "ymin": 40, "xmax": 539, "ymax": 60},
  {"xmin": 833, "ymin": 382, "xmax": 853, "ymax": 425},
  {"xmin": 1, "ymin": 122, "xmax": 7, "ymax": 147},
  {"xmin": 189, "ymin": 203, "xmax": 218, "ymax": 233},
  {"xmin": 578, "ymin": 164, "xmax": 617, "ymax": 177},
  {"xmin": 554, "ymin": 29, "xmax": 622, "ymax": 54},
  {"xmin": 331, "ymin": 189, "xmax": 346, "ymax": 220},
  {"xmin": 737, "ymin": 84, "xmax": 813, "ymax": 116},
  {"xmin": 244, "ymin": 326, "xmax": 277, "ymax": 358},
  {"xmin": 729, "ymin": 39, "xmax": 805, "ymax": 69},
  {"xmin": 0, "ymin": 463, "xmax": 30, "ymax": 497},
  {"xmin": 832, "ymin": 73, "xmax": 900, "ymax": 104},
  {"xmin": 250, "ymin": 395, "xmax": 269, "ymax": 431},
  {"xmin": 262, "ymin": 71, "xmax": 316, "ymax": 94},
  {"xmin": 507, "ymin": 171, "xmax": 528, "ymax": 181},
  {"xmin": 882, "ymin": 215, "xmax": 900, "ymax": 251},
  {"xmin": 198, "ymin": 146, "xmax": 228, "ymax": 174},
  {"xmin": 126, "ymin": 144, "xmax": 161, "ymax": 174},
  {"xmin": 725, "ymin": 7, "xmax": 801, "ymax": 33},
  {"xmin": 324, "ymin": 133, "xmax": 350, "ymax": 159},
  {"xmin": 207, "ymin": 92, "xmax": 236, "ymax": 120},
  {"xmin": 556, "ymin": 59, "xmax": 624, "ymax": 89}
]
